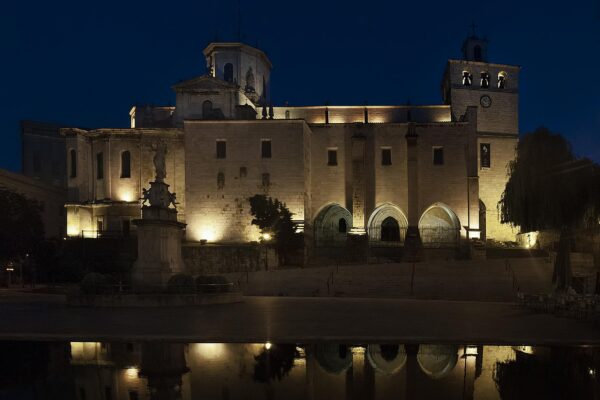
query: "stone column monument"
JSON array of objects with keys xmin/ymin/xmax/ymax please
[{"xmin": 132, "ymin": 142, "xmax": 186, "ymax": 288}]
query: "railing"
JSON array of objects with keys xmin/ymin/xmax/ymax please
[
  {"xmin": 367, "ymin": 226, "xmax": 407, "ymax": 247},
  {"xmin": 420, "ymin": 227, "xmax": 460, "ymax": 248}
]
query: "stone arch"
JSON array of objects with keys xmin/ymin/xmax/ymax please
[
  {"xmin": 314, "ymin": 203, "xmax": 352, "ymax": 247},
  {"xmin": 418, "ymin": 203, "xmax": 460, "ymax": 247},
  {"xmin": 366, "ymin": 344, "xmax": 407, "ymax": 375},
  {"xmin": 315, "ymin": 344, "xmax": 352, "ymax": 374},
  {"xmin": 417, "ymin": 345, "xmax": 459, "ymax": 379},
  {"xmin": 367, "ymin": 203, "xmax": 408, "ymax": 243},
  {"xmin": 202, "ymin": 100, "xmax": 213, "ymax": 119}
]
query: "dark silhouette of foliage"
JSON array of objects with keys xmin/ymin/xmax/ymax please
[
  {"xmin": 252, "ymin": 344, "xmax": 299, "ymax": 383},
  {"xmin": 248, "ymin": 194, "xmax": 303, "ymax": 264},
  {"xmin": 493, "ymin": 348, "xmax": 599, "ymax": 399},
  {"xmin": 500, "ymin": 128, "xmax": 600, "ymax": 290},
  {"xmin": 0, "ymin": 188, "xmax": 44, "ymax": 264}
]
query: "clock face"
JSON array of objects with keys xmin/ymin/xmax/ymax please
[{"xmin": 480, "ymin": 95, "xmax": 492, "ymax": 108}]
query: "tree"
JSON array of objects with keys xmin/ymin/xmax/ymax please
[
  {"xmin": 248, "ymin": 194, "xmax": 303, "ymax": 265},
  {"xmin": 0, "ymin": 188, "xmax": 44, "ymax": 266},
  {"xmin": 499, "ymin": 128, "xmax": 600, "ymax": 291}
]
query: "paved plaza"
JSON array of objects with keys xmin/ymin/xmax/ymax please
[{"xmin": 0, "ymin": 291, "xmax": 597, "ymax": 345}]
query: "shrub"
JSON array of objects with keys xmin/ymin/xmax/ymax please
[
  {"xmin": 79, "ymin": 273, "xmax": 113, "ymax": 295},
  {"xmin": 195, "ymin": 275, "xmax": 230, "ymax": 293},
  {"xmin": 167, "ymin": 273, "xmax": 195, "ymax": 294}
]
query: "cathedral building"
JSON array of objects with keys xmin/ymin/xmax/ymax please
[{"xmin": 60, "ymin": 35, "xmax": 519, "ymax": 258}]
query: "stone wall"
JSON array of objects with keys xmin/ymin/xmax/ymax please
[
  {"xmin": 184, "ymin": 120, "xmax": 307, "ymax": 243},
  {"xmin": 182, "ymin": 244, "xmax": 278, "ymax": 276}
]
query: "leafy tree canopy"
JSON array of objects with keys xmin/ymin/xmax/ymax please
[
  {"xmin": 248, "ymin": 194, "xmax": 303, "ymax": 263},
  {"xmin": 500, "ymin": 127, "xmax": 600, "ymax": 232},
  {"xmin": 0, "ymin": 188, "xmax": 44, "ymax": 263}
]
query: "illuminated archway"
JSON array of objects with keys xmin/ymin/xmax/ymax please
[
  {"xmin": 418, "ymin": 203, "xmax": 460, "ymax": 247},
  {"xmin": 367, "ymin": 203, "xmax": 408, "ymax": 243},
  {"xmin": 366, "ymin": 344, "xmax": 407, "ymax": 375},
  {"xmin": 417, "ymin": 345, "xmax": 459, "ymax": 379},
  {"xmin": 313, "ymin": 203, "xmax": 352, "ymax": 247}
]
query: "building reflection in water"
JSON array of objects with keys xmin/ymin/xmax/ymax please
[{"xmin": 63, "ymin": 342, "xmax": 600, "ymax": 400}]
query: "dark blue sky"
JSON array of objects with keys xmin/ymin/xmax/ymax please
[{"xmin": 1, "ymin": 0, "xmax": 599, "ymax": 171}]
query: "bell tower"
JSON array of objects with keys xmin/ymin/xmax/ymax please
[{"xmin": 441, "ymin": 31, "xmax": 520, "ymax": 135}]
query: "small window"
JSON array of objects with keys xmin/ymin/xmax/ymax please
[
  {"xmin": 121, "ymin": 151, "xmax": 131, "ymax": 178},
  {"xmin": 69, "ymin": 149, "xmax": 77, "ymax": 178},
  {"xmin": 96, "ymin": 219, "xmax": 103, "ymax": 232},
  {"xmin": 480, "ymin": 143, "xmax": 491, "ymax": 168},
  {"xmin": 285, "ymin": 110, "xmax": 290, "ymax": 119},
  {"xmin": 327, "ymin": 149, "xmax": 338, "ymax": 166},
  {"xmin": 381, "ymin": 148, "xmax": 392, "ymax": 166},
  {"xmin": 498, "ymin": 72, "xmax": 507, "ymax": 89},
  {"xmin": 33, "ymin": 151, "xmax": 41, "ymax": 173},
  {"xmin": 96, "ymin": 152, "xmax": 104, "ymax": 179},
  {"xmin": 338, "ymin": 218, "xmax": 347, "ymax": 233},
  {"xmin": 261, "ymin": 140, "xmax": 272, "ymax": 158},
  {"xmin": 480, "ymin": 72, "xmax": 490, "ymax": 88},
  {"xmin": 262, "ymin": 173, "xmax": 270, "ymax": 187},
  {"xmin": 216, "ymin": 140, "xmax": 226, "ymax": 159},
  {"xmin": 217, "ymin": 172, "xmax": 225, "ymax": 189},
  {"xmin": 462, "ymin": 71, "xmax": 472, "ymax": 86},
  {"xmin": 224, "ymin": 63, "xmax": 234, "ymax": 82},
  {"xmin": 239, "ymin": 167, "xmax": 247, "ymax": 178},
  {"xmin": 433, "ymin": 147, "xmax": 444, "ymax": 165}
]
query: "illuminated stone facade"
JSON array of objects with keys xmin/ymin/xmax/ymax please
[{"xmin": 62, "ymin": 36, "xmax": 519, "ymax": 251}]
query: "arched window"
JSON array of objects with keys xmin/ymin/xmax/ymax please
[
  {"xmin": 224, "ymin": 63, "xmax": 234, "ymax": 82},
  {"xmin": 285, "ymin": 110, "xmax": 290, "ymax": 120},
  {"xmin": 121, "ymin": 150, "xmax": 131, "ymax": 178},
  {"xmin": 202, "ymin": 100, "xmax": 213, "ymax": 119},
  {"xmin": 462, "ymin": 71, "xmax": 472, "ymax": 86},
  {"xmin": 497, "ymin": 72, "xmax": 507, "ymax": 89},
  {"xmin": 480, "ymin": 72, "xmax": 490, "ymax": 88},
  {"xmin": 473, "ymin": 45, "xmax": 482, "ymax": 61},
  {"xmin": 338, "ymin": 218, "xmax": 347, "ymax": 233},
  {"xmin": 69, "ymin": 149, "xmax": 77, "ymax": 178}
]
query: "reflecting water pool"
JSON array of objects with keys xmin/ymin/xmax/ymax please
[{"xmin": 1, "ymin": 341, "xmax": 598, "ymax": 399}]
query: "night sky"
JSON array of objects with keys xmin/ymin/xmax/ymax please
[{"xmin": 1, "ymin": 0, "xmax": 599, "ymax": 171}]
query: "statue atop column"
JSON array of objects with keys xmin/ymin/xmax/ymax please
[{"xmin": 153, "ymin": 141, "xmax": 167, "ymax": 182}]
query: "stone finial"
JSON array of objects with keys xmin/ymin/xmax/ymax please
[
  {"xmin": 262, "ymin": 105, "xmax": 268, "ymax": 120},
  {"xmin": 268, "ymin": 103, "xmax": 274, "ymax": 120}
]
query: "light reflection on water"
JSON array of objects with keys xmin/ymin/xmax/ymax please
[{"xmin": 0, "ymin": 342, "xmax": 598, "ymax": 399}]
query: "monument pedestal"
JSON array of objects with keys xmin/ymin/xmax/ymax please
[{"xmin": 132, "ymin": 178, "xmax": 186, "ymax": 289}]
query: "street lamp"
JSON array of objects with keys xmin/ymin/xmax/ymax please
[{"xmin": 260, "ymin": 232, "xmax": 272, "ymax": 270}]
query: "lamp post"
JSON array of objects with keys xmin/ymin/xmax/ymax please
[{"xmin": 261, "ymin": 233, "xmax": 272, "ymax": 271}]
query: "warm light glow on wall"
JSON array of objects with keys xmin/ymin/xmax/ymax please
[
  {"xmin": 194, "ymin": 343, "xmax": 225, "ymax": 360},
  {"xmin": 67, "ymin": 223, "xmax": 80, "ymax": 237},
  {"xmin": 118, "ymin": 188, "xmax": 136, "ymax": 202},
  {"xmin": 124, "ymin": 367, "xmax": 139, "ymax": 381},
  {"xmin": 468, "ymin": 230, "xmax": 481, "ymax": 239}
]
